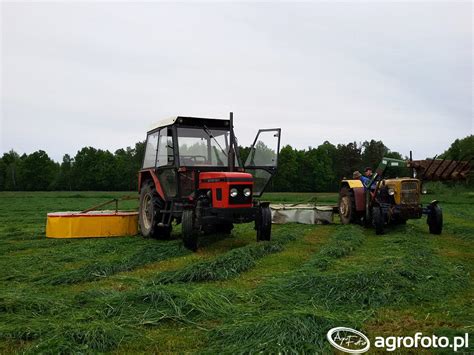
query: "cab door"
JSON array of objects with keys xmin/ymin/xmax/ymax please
[{"xmin": 244, "ymin": 128, "xmax": 281, "ymax": 197}]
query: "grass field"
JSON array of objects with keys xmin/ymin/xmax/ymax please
[{"xmin": 0, "ymin": 189, "xmax": 472, "ymax": 353}]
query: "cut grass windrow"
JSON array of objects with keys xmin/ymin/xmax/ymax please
[
  {"xmin": 306, "ymin": 224, "xmax": 365, "ymax": 270},
  {"xmin": 0, "ymin": 285, "xmax": 248, "ymax": 354},
  {"xmin": 35, "ymin": 241, "xmax": 190, "ymax": 285},
  {"xmin": 205, "ymin": 226, "xmax": 469, "ymax": 353},
  {"xmin": 22, "ymin": 321, "xmax": 135, "ymax": 354},
  {"xmin": 206, "ymin": 310, "xmax": 354, "ymax": 354},
  {"xmin": 151, "ymin": 227, "xmax": 300, "ymax": 284},
  {"xmin": 99, "ymin": 284, "xmax": 247, "ymax": 325},
  {"xmin": 257, "ymin": 230, "xmax": 468, "ymax": 311}
]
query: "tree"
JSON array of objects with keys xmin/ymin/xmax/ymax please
[
  {"xmin": 361, "ymin": 140, "xmax": 388, "ymax": 170},
  {"xmin": 72, "ymin": 147, "xmax": 116, "ymax": 190},
  {"xmin": 0, "ymin": 158, "xmax": 6, "ymax": 191},
  {"xmin": 440, "ymin": 135, "xmax": 474, "ymax": 161},
  {"xmin": 306, "ymin": 145, "xmax": 336, "ymax": 192},
  {"xmin": 1, "ymin": 150, "xmax": 21, "ymax": 190},
  {"xmin": 316, "ymin": 141, "xmax": 338, "ymax": 191},
  {"xmin": 18, "ymin": 150, "xmax": 59, "ymax": 191},
  {"xmin": 272, "ymin": 145, "xmax": 300, "ymax": 192},
  {"xmin": 238, "ymin": 146, "xmax": 251, "ymax": 166},
  {"xmin": 439, "ymin": 135, "xmax": 473, "ymax": 185},
  {"xmin": 55, "ymin": 154, "xmax": 74, "ymax": 190},
  {"xmin": 0, "ymin": 135, "xmax": 467, "ymax": 192},
  {"xmin": 114, "ymin": 147, "xmax": 138, "ymax": 191},
  {"xmin": 334, "ymin": 142, "xmax": 362, "ymax": 180}
]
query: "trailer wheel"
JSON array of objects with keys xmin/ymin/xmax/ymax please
[
  {"xmin": 182, "ymin": 209, "xmax": 198, "ymax": 251},
  {"xmin": 339, "ymin": 187, "xmax": 356, "ymax": 224},
  {"xmin": 139, "ymin": 181, "xmax": 172, "ymax": 239},
  {"xmin": 372, "ymin": 207, "xmax": 384, "ymax": 235},
  {"xmin": 427, "ymin": 204, "xmax": 443, "ymax": 235},
  {"xmin": 256, "ymin": 206, "xmax": 272, "ymax": 241}
]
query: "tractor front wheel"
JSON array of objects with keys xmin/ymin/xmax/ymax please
[
  {"xmin": 372, "ymin": 207, "xmax": 384, "ymax": 235},
  {"xmin": 256, "ymin": 206, "xmax": 272, "ymax": 241},
  {"xmin": 427, "ymin": 204, "xmax": 443, "ymax": 235},
  {"xmin": 139, "ymin": 181, "xmax": 172, "ymax": 239},
  {"xmin": 182, "ymin": 209, "xmax": 198, "ymax": 251}
]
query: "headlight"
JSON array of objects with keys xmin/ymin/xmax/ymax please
[
  {"xmin": 422, "ymin": 189, "xmax": 427, "ymax": 195},
  {"xmin": 230, "ymin": 188, "xmax": 238, "ymax": 197},
  {"xmin": 243, "ymin": 188, "xmax": 251, "ymax": 197},
  {"xmin": 388, "ymin": 188, "xmax": 395, "ymax": 196}
]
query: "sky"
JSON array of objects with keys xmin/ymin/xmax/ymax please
[{"xmin": 1, "ymin": 1, "xmax": 472, "ymax": 162}]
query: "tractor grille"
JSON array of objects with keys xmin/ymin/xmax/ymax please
[{"xmin": 401, "ymin": 181, "xmax": 419, "ymax": 204}]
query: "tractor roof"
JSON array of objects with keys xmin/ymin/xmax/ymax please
[{"xmin": 149, "ymin": 116, "xmax": 230, "ymax": 132}]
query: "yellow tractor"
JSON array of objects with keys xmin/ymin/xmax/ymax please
[{"xmin": 338, "ymin": 156, "xmax": 471, "ymax": 235}]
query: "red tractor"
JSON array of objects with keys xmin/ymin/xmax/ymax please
[{"xmin": 138, "ymin": 113, "xmax": 281, "ymax": 250}]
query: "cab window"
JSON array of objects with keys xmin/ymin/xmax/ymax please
[{"xmin": 143, "ymin": 131, "xmax": 159, "ymax": 168}]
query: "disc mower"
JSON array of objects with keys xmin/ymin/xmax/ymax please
[
  {"xmin": 338, "ymin": 156, "xmax": 471, "ymax": 235},
  {"xmin": 138, "ymin": 113, "xmax": 281, "ymax": 250}
]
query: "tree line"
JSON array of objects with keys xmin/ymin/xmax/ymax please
[{"xmin": 0, "ymin": 135, "xmax": 472, "ymax": 192}]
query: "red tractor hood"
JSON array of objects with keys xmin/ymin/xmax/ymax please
[{"xmin": 199, "ymin": 172, "xmax": 253, "ymax": 183}]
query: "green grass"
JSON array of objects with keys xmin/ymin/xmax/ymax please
[{"xmin": 0, "ymin": 190, "xmax": 472, "ymax": 353}]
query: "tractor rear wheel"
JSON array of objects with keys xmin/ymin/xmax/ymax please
[
  {"xmin": 182, "ymin": 209, "xmax": 198, "ymax": 251},
  {"xmin": 372, "ymin": 207, "xmax": 384, "ymax": 235},
  {"xmin": 256, "ymin": 206, "xmax": 272, "ymax": 241},
  {"xmin": 139, "ymin": 181, "xmax": 172, "ymax": 239},
  {"xmin": 427, "ymin": 204, "xmax": 443, "ymax": 235},
  {"xmin": 339, "ymin": 187, "xmax": 356, "ymax": 224}
]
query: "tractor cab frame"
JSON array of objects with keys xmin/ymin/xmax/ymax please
[{"xmin": 138, "ymin": 114, "xmax": 281, "ymax": 250}]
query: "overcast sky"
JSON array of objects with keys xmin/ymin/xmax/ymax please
[{"xmin": 1, "ymin": 1, "xmax": 472, "ymax": 162}]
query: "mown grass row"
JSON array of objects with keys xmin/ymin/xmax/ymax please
[
  {"xmin": 205, "ymin": 226, "xmax": 469, "ymax": 353},
  {"xmin": 7, "ymin": 226, "xmax": 351, "ymax": 353},
  {"xmin": 258, "ymin": 229, "xmax": 467, "ymax": 310},
  {"xmin": 34, "ymin": 241, "xmax": 190, "ymax": 285},
  {"xmin": 152, "ymin": 226, "xmax": 300, "ymax": 284},
  {"xmin": 0, "ymin": 225, "xmax": 308, "ymax": 353},
  {"xmin": 0, "ymin": 284, "xmax": 251, "ymax": 353},
  {"xmin": 305, "ymin": 224, "xmax": 365, "ymax": 270},
  {"xmin": 2, "ymin": 231, "xmax": 469, "ymax": 354}
]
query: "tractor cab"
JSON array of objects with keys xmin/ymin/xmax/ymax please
[{"xmin": 138, "ymin": 114, "xmax": 281, "ymax": 250}]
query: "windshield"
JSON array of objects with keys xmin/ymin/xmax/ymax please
[{"xmin": 177, "ymin": 127, "xmax": 236, "ymax": 167}]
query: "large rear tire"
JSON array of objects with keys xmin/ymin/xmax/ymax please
[
  {"xmin": 182, "ymin": 209, "xmax": 198, "ymax": 251},
  {"xmin": 427, "ymin": 204, "xmax": 443, "ymax": 235},
  {"xmin": 139, "ymin": 181, "xmax": 172, "ymax": 239},
  {"xmin": 256, "ymin": 206, "xmax": 272, "ymax": 241},
  {"xmin": 339, "ymin": 187, "xmax": 356, "ymax": 225}
]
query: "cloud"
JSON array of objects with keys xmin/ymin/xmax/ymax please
[{"xmin": 1, "ymin": 2, "xmax": 472, "ymax": 161}]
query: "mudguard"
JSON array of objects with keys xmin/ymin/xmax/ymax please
[{"xmin": 341, "ymin": 179, "xmax": 364, "ymax": 189}]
